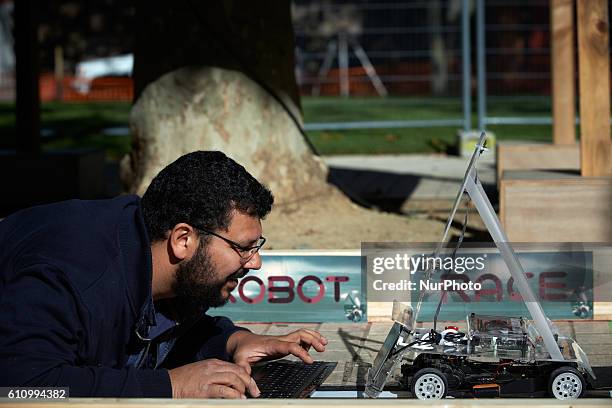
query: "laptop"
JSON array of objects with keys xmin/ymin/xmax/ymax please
[{"xmin": 252, "ymin": 359, "xmax": 337, "ymax": 398}]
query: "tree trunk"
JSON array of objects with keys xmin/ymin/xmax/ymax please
[
  {"xmin": 130, "ymin": 0, "xmax": 300, "ymax": 108},
  {"xmin": 123, "ymin": 0, "xmax": 448, "ymax": 248},
  {"xmin": 124, "ymin": 66, "xmax": 331, "ymax": 204},
  {"xmin": 124, "ymin": 0, "xmax": 319, "ymax": 202}
]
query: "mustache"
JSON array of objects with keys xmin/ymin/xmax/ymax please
[{"xmin": 227, "ymin": 268, "xmax": 250, "ymax": 281}]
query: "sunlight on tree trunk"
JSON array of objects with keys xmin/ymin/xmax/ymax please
[
  {"xmin": 122, "ymin": 0, "xmax": 448, "ymax": 248},
  {"xmin": 123, "ymin": 66, "xmax": 331, "ymax": 204}
]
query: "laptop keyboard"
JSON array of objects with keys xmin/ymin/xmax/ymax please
[{"xmin": 252, "ymin": 360, "xmax": 337, "ymax": 398}]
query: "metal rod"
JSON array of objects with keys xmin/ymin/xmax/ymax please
[
  {"xmin": 304, "ymin": 119, "xmax": 464, "ymax": 131},
  {"xmin": 311, "ymin": 40, "xmax": 337, "ymax": 97},
  {"xmin": 303, "ymin": 115, "xmax": 612, "ymax": 132},
  {"xmin": 351, "ymin": 40, "xmax": 388, "ymax": 97},
  {"xmin": 476, "ymin": 0, "xmax": 486, "ymax": 131},
  {"xmin": 462, "ymin": 0, "xmax": 471, "ymax": 131},
  {"xmin": 485, "ymin": 116, "xmax": 554, "ymax": 125},
  {"xmin": 465, "ymin": 169, "xmax": 564, "ymax": 361},
  {"xmin": 338, "ymin": 33, "xmax": 350, "ymax": 97}
]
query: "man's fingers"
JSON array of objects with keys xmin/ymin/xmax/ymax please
[
  {"xmin": 248, "ymin": 377, "xmax": 261, "ymax": 398},
  {"xmin": 301, "ymin": 331, "xmax": 326, "ymax": 352},
  {"xmin": 212, "ymin": 361, "xmax": 252, "ymax": 387},
  {"xmin": 218, "ymin": 361, "xmax": 260, "ymax": 397},
  {"xmin": 302, "ymin": 329, "xmax": 328, "ymax": 345},
  {"xmin": 209, "ymin": 384, "xmax": 244, "ymax": 399},
  {"xmin": 290, "ymin": 329, "xmax": 328, "ymax": 345},
  {"xmin": 231, "ymin": 363, "xmax": 260, "ymax": 398},
  {"xmin": 207, "ymin": 360, "xmax": 260, "ymax": 397},
  {"xmin": 232, "ymin": 363, "xmax": 260, "ymax": 398},
  {"xmin": 284, "ymin": 341, "xmax": 314, "ymax": 364},
  {"xmin": 170, "ymin": 359, "xmax": 259, "ymax": 399},
  {"xmin": 235, "ymin": 359, "xmax": 252, "ymax": 375},
  {"xmin": 284, "ymin": 330, "xmax": 327, "ymax": 352},
  {"xmin": 213, "ymin": 372, "xmax": 247, "ymax": 394}
]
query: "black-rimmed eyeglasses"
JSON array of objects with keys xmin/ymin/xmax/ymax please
[{"xmin": 195, "ymin": 227, "xmax": 266, "ymax": 263}]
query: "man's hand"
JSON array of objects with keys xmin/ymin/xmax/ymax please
[
  {"xmin": 168, "ymin": 358, "xmax": 260, "ymax": 398},
  {"xmin": 228, "ymin": 329, "xmax": 328, "ymax": 371}
]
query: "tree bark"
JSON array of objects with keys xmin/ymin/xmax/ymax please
[
  {"xmin": 131, "ymin": 0, "xmax": 300, "ymax": 108},
  {"xmin": 124, "ymin": 0, "xmax": 320, "ymax": 203},
  {"xmin": 123, "ymin": 66, "xmax": 331, "ymax": 204}
]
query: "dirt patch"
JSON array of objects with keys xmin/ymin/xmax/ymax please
[{"xmin": 263, "ymin": 189, "xmax": 487, "ymax": 250}]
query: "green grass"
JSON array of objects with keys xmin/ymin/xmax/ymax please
[
  {"xmin": 0, "ymin": 96, "xmax": 560, "ymax": 158},
  {"xmin": 0, "ymin": 101, "xmax": 131, "ymax": 160},
  {"xmin": 303, "ymin": 96, "xmax": 554, "ymax": 154}
]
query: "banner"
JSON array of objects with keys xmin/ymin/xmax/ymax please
[{"xmin": 208, "ymin": 251, "xmax": 365, "ymax": 323}]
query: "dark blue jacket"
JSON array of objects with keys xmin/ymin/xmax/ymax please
[{"xmin": 0, "ymin": 196, "xmax": 243, "ymax": 397}]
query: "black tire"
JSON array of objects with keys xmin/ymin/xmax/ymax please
[
  {"xmin": 411, "ymin": 368, "xmax": 448, "ymax": 400},
  {"xmin": 548, "ymin": 366, "xmax": 585, "ymax": 400}
]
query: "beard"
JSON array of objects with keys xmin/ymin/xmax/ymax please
[{"xmin": 170, "ymin": 241, "xmax": 243, "ymax": 321}]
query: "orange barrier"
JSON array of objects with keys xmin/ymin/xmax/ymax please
[
  {"xmin": 299, "ymin": 57, "xmax": 553, "ymax": 97},
  {"xmin": 39, "ymin": 74, "xmax": 133, "ymax": 102}
]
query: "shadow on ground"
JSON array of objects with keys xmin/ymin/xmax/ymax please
[{"xmin": 327, "ymin": 166, "xmax": 497, "ymax": 242}]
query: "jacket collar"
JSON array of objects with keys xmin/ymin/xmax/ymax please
[{"xmin": 116, "ymin": 195, "xmax": 156, "ymax": 329}]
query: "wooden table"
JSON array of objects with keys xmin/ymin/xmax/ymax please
[{"xmin": 2, "ymin": 321, "xmax": 611, "ymax": 406}]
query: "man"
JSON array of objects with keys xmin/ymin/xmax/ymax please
[{"xmin": 0, "ymin": 151, "xmax": 327, "ymax": 398}]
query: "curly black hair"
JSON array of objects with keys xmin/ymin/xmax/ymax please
[{"xmin": 141, "ymin": 151, "xmax": 274, "ymax": 242}]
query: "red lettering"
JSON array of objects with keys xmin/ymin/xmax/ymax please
[
  {"xmin": 539, "ymin": 271, "xmax": 567, "ymax": 301},
  {"xmin": 268, "ymin": 276, "xmax": 295, "ymax": 304},
  {"xmin": 474, "ymin": 273, "xmax": 503, "ymax": 301},
  {"xmin": 507, "ymin": 273, "xmax": 535, "ymax": 301},
  {"xmin": 238, "ymin": 276, "xmax": 265, "ymax": 304},
  {"xmin": 297, "ymin": 275, "xmax": 325, "ymax": 304},
  {"xmin": 325, "ymin": 276, "xmax": 349, "ymax": 302}
]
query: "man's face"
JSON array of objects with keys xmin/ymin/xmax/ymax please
[{"xmin": 173, "ymin": 211, "xmax": 263, "ymax": 312}]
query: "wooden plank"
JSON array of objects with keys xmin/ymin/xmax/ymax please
[
  {"xmin": 367, "ymin": 301, "xmax": 394, "ymax": 321},
  {"xmin": 577, "ymin": 0, "xmax": 612, "ymax": 176},
  {"xmin": 550, "ymin": 0, "xmax": 576, "ymax": 145},
  {"xmin": 496, "ymin": 142, "xmax": 580, "ymax": 183},
  {"xmin": 6, "ymin": 399, "xmax": 612, "ymax": 408},
  {"xmin": 500, "ymin": 170, "xmax": 612, "ymax": 241},
  {"xmin": 595, "ymin": 302, "xmax": 612, "ymax": 319},
  {"xmin": 501, "ymin": 169, "xmax": 584, "ymax": 181}
]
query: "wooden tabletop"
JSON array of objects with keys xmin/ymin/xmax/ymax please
[
  {"xmin": 3, "ymin": 398, "xmax": 612, "ymax": 408},
  {"xmin": 1, "ymin": 320, "xmax": 611, "ymax": 406}
]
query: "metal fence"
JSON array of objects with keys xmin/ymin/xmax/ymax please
[
  {"xmin": 292, "ymin": 0, "xmax": 571, "ymax": 132},
  {"xmin": 0, "ymin": 0, "xmax": 609, "ymax": 132},
  {"xmin": 293, "ymin": 0, "xmax": 467, "ymax": 97}
]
